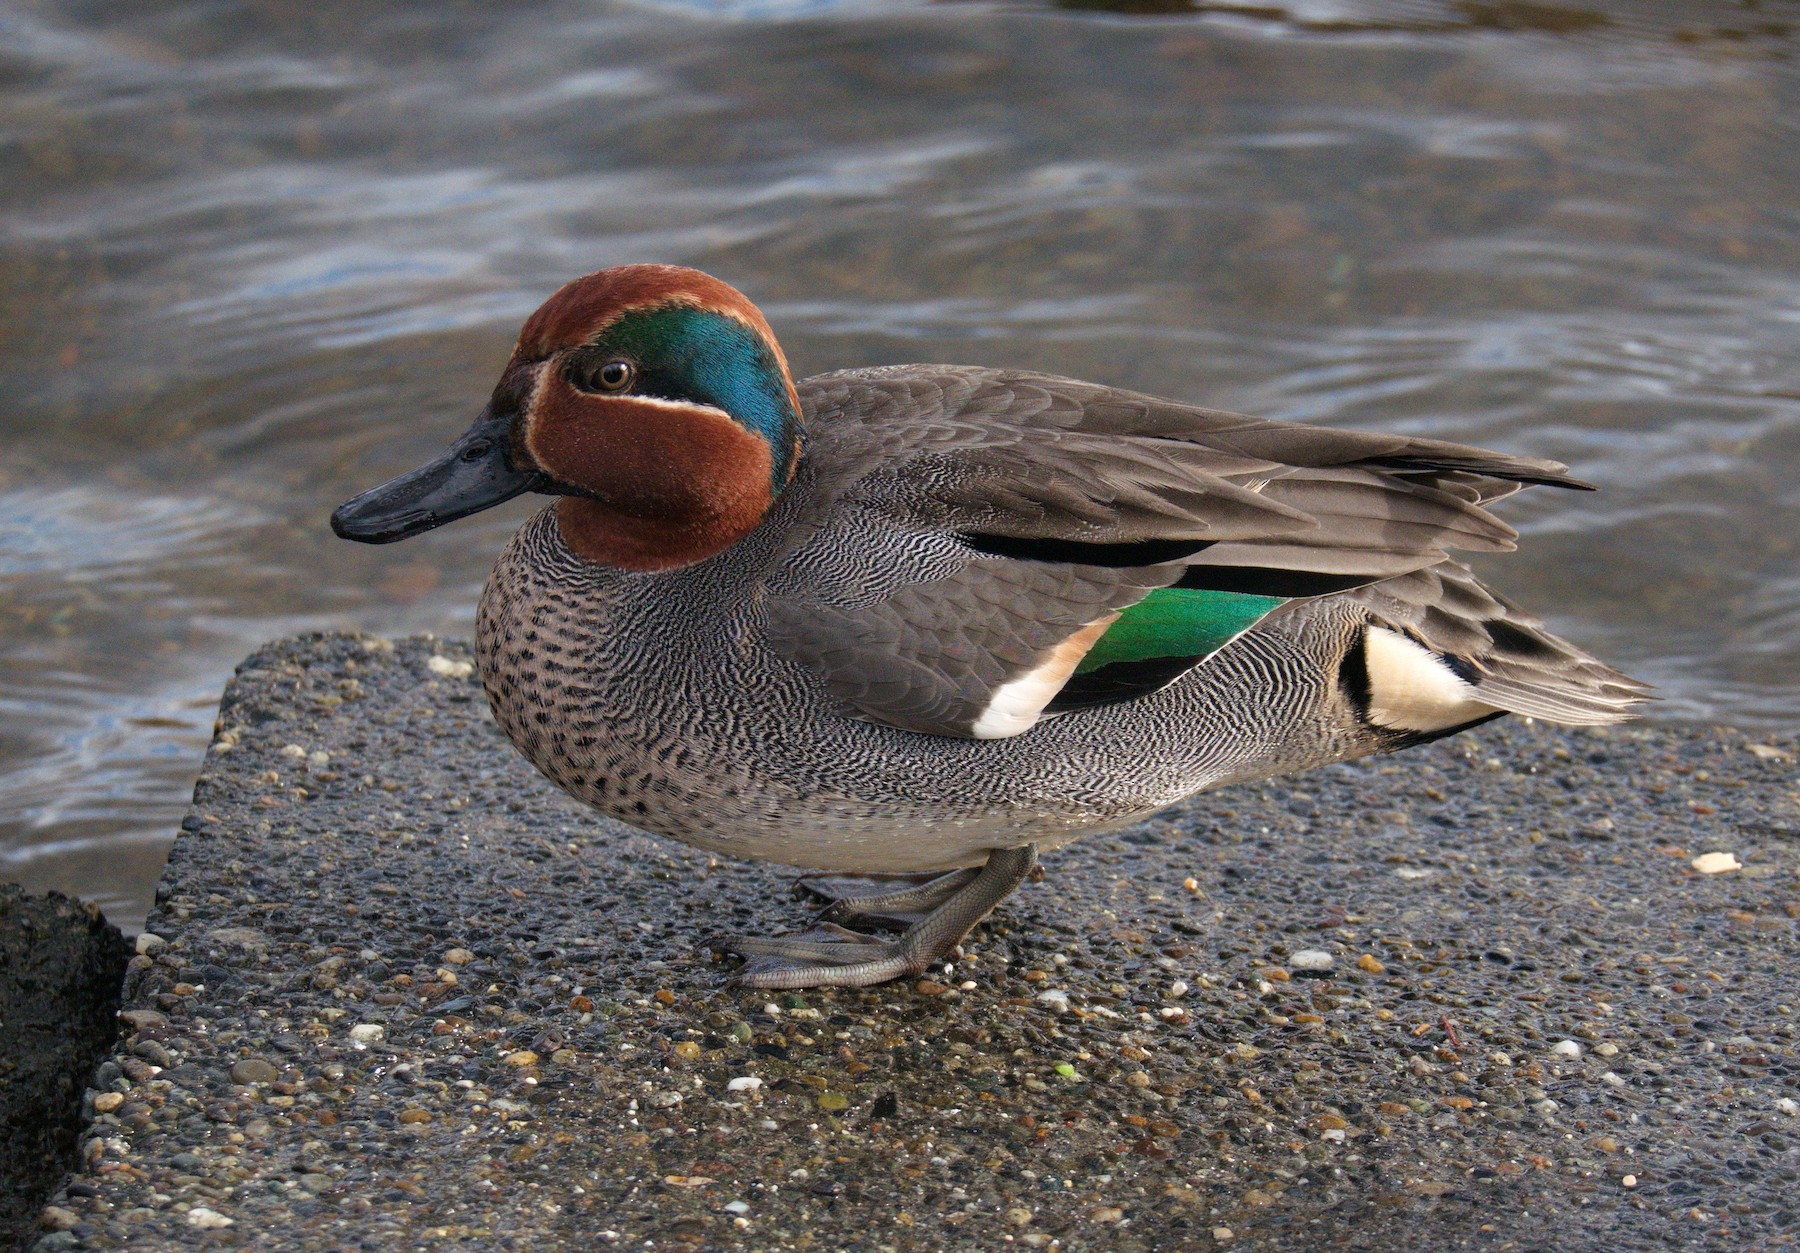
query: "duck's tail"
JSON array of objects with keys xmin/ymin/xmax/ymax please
[{"xmin": 1337, "ymin": 559, "xmax": 1650, "ymax": 738}]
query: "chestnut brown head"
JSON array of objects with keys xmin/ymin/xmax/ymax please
[{"xmin": 332, "ymin": 264, "xmax": 803, "ymax": 571}]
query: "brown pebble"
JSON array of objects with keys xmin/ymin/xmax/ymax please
[
  {"xmin": 914, "ymin": 980, "xmax": 949, "ymax": 996},
  {"xmin": 1356, "ymin": 954, "xmax": 1386, "ymax": 974},
  {"xmin": 654, "ymin": 988, "xmax": 676, "ymax": 1006},
  {"xmin": 230, "ymin": 1058, "xmax": 280, "ymax": 1086},
  {"xmin": 399, "ymin": 1108, "xmax": 432, "ymax": 1124},
  {"xmin": 504, "ymin": 1050, "xmax": 540, "ymax": 1067},
  {"xmin": 92, "ymin": 1092, "xmax": 124, "ymax": 1113},
  {"xmin": 672, "ymin": 1041, "xmax": 701, "ymax": 1060}
]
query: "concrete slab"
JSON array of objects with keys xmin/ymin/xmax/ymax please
[{"xmin": 43, "ymin": 634, "xmax": 1800, "ymax": 1250}]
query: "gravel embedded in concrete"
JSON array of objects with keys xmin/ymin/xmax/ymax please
[{"xmin": 43, "ymin": 634, "xmax": 1800, "ymax": 1250}]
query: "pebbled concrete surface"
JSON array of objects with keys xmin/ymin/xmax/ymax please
[
  {"xmin": 1, "ymin": 886, "xmax": 128, "ymax": 1252},
  {"xmin": 40, "ymin": 633, "xmax": 1800, "ymax": 1251}
]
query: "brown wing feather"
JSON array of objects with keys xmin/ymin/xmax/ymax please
[{"xmin": 767, "ymin": 366, "xmax": 1609, "ymax": 738}]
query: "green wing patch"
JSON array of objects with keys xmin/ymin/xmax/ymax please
[{"xmin": 1076, "ymin": 588, "xmax": 1285, "ymax": 675}]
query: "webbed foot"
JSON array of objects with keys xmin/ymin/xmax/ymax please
[
  {"xmin": 794, "ymin": 867, "xmax": 982, "ymax": 929},
  {"xmin": 714, "ymin": 846, "xmax": 1038, "ymax": 989}
]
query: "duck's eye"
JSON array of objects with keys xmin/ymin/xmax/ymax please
[{"xmin": 572, "ymin": 359, "xmax": 635, "ymax": 394}]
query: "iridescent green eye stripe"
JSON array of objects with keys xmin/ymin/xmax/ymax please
[
  {"xmin": 597, "ymin": 306, "xmax": 800, "ymax": 489},
  {"xmin": 1076, "ymin": 588, "xmax": 1286, "ymax": 675}
]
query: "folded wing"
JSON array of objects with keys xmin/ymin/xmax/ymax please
[{"xmin": 766, "ymin": 366, "xmax": 1611, "ymax": 739}]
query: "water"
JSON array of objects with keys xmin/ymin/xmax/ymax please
[{"xmin": 2, "ymin": 0, "xmax": 1796, "ymax": 930}]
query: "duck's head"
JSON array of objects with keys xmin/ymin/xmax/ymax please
[{"xmin": 331, "ymin": 264, "xmax": 803, "ymax": 571}]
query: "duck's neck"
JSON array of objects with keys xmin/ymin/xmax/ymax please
[{"xmin": 552, "ymin": 494, "xmax": 757, "ymax": 572}]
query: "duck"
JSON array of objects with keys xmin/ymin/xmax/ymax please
[{"xmin": 331, "ymin": 264, "xmax": 1647, "ymax": 990}]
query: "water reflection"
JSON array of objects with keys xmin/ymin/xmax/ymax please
[{"xmin": 1, "ymin": 0, "xmax": 1796, "ymax": 927}]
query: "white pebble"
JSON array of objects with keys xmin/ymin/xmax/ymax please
[
  {"xmin": 1551, "ymin": 1040, "xmax": 1583, "ymax": 1059},
  {"xmin": 1622, "ymin": 1174, "xmax": 1637, "ymax": 1188},
  {"xmin": 1601, "ymin": 1071, "xmax": 1626, "ymax": 1087},
  {"xmin": 1594, "ymin": 1041, "xmax": 1619, "ymax": 1057},
  {"xmin": 1690, "ymin": 851, "xmax": 1741, "ymax": 874},
  {"xmin": 186, "ymin": 1208, "xmax": 234, "ymax": 1229},
  {"xmin": 1036, "ymin": 990, "xmax": 1071, "ymax": 1013},
  {"xmin": 1168, "ymin": 980, "xmax": 1189, "ymax": 998},
  {"xmin": 348, "ymin": 1023, "xmax": 384, "ymax": 1046},
  {"xmin": 281, "ymin": 744, "xmax": 308, "ymax": 758},
  {"xmin": 1394, "ymin": 866, "xmax": 1434, "ymax": 881},
  {"xmin": 427, "ymin": 655, "xmax": 474, "ymax": 679},
  {"xmin": 722, "ymin": 1201, "xmax": 751, "ymax": 1216},
  {"xmin": 1290, "ymin": 950, "xmax": 1333, "ymax": 971},
  {"xmin": 726, "ymin": 1076, "xmax": 763, "ymax": 1092},
  {"xmin": 1777, "ymin": 1097, "xmax": 1799, "ymax": 1117}
]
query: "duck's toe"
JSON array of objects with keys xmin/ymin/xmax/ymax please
[
  {"xmin": 796, "ymin": 867, "xmax": 982, "ymax": 930},
  {"xmin": 713, "ymin": 845, "xmax": 1040, "ymax": 990},
  {"xmin": 713, "ymin": 925, "xmax": 918, "ymax": 989}
]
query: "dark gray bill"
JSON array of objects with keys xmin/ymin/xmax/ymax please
[{"xmin": 331, "ymin": 408, "xmax": 543, "ymax": 544}]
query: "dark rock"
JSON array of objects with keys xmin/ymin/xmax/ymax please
[{"xmin": 0, "ymin": 887, "xmax": 128, "ymax": 1249}]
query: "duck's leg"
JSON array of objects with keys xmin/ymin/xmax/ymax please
[
  {"xmin": 795, "ymin": 867, "xmax": 982, "ymax": 929},
  {"xmin": 715, "ymin": 845, "xmax": 1037, "ymax": 990}
]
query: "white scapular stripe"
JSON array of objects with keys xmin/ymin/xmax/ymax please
[
  {"xmin": 969, "ymin": 615, "xmax": 1118, "ymax": 740},
  {"xmin": 1363, "ymin": 626, "xmax": 1501, "ymax": 733}
]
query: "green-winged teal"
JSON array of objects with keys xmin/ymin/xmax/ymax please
[{"xmin": 333, "ymin": 265, "xmax": 1646, "ymax": 989}]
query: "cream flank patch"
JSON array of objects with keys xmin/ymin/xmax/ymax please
[
  {"xmin": 1363, "ymin": 626, "xmax": 1502, "ymax": 733},
  {"xmin": 970, "ymin": 615, "xmax": 1119, "ymax": 740}
]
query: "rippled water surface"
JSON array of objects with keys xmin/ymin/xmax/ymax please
[{"xmin": 3, "ymin": 0, "xmax": 1797, "ymax": 927}]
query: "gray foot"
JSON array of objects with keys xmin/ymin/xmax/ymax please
[
  {"xmin": 795, "ymin": 867, "xmax": 981, "ymax": 929},
  {"xmin": 715, "ymin": 846, "xmax": 1038, "ymax": 990}
]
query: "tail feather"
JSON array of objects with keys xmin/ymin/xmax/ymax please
[{"xmin": 1345, "ymin": 560, "xmax": 1650, "ymax": 728}]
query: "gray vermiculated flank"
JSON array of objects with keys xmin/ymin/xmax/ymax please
[{"xmin": 476, "ymin": 366, "xmax": 1642, "ymax": 875}]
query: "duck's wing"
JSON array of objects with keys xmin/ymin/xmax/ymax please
[{"xmin": 765, "ymin": 365, "xmax": 1592, "ymax": 740}]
